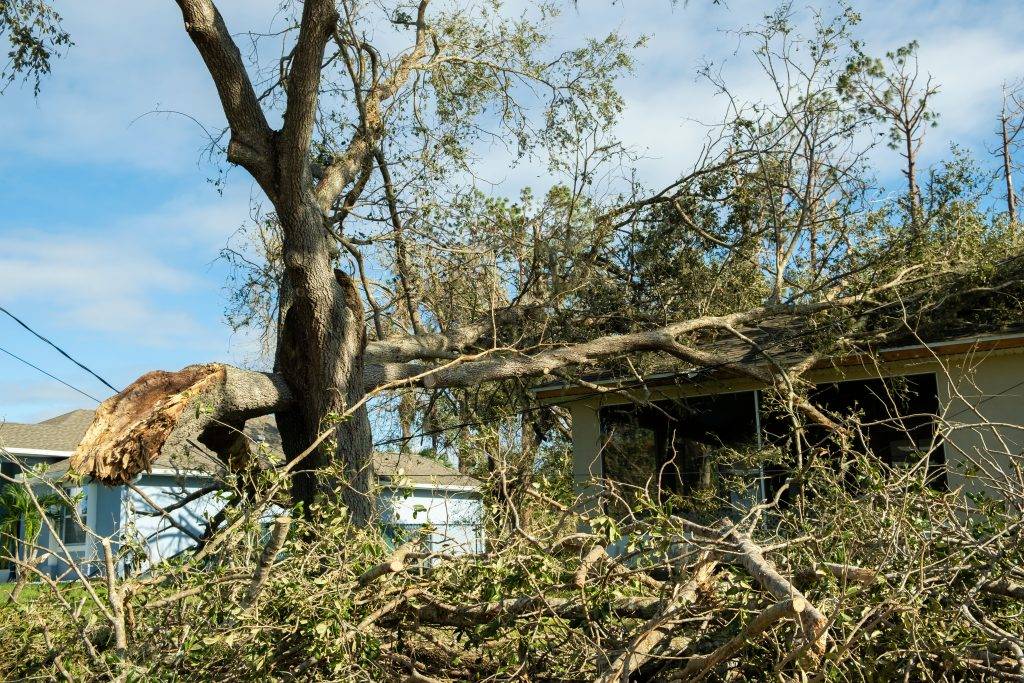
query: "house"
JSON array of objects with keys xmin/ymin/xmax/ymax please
[
  {"xmin": 533, "ymin": 319, "xmax": 1024, "ymax": 512},
  {"xmin": 0, "ymin": 410, "xmax": 484, "ymax": 580}
]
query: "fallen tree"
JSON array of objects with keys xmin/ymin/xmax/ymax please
[
  {"xmin": 8, "ymin": 431, "xmax": 1024, "ymax": 682},
  {"xmin": 52, "ymin": 0, "xmax": 1020, "ymax": 525}
]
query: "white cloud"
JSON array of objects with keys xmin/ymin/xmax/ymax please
[
  {"xmin": 0, "ymin": 1, "xmax": 280, "ymax": 173},
  {"xmin": 0, "ymin": 188, "xmax": 252, "ymax": 348}
]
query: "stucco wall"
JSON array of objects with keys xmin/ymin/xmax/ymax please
[{"xmin": 938, "ymin": 352, "xmax": 1024, "ymax": 499}]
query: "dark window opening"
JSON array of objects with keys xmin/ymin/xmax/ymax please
[
  {"xmin": 760, "ymin": 373, "xmax": 946, "ymax": 497},
  {"xmin": 598, "ymin": 373, "xmax": 946, "ymax": 515},
  {"xmin": 600, "ymin": 391, "xmax": 760, "ymax": 515}
]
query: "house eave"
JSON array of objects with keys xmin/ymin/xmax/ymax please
[
  {"xmin": 377, "ymin": 478, "xmax": 481, "ymax": 494},
  {"xmin": 2, "ymin": 447, "xmax": 74, "ymax": 458},
  {"xmin": 531, "ymin": 330, "xmax": 1024, "ymax": 402}
]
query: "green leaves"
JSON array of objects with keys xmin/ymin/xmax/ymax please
[{"xmin": 0, "ymin": 0, "xmax": 72, "ymax": 95}]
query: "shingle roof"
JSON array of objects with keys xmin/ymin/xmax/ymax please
[
  {"xmin": 534, "ymin": 256, "xmax": 1024, "ymax": 397},
  {"xmin": 3, "ymin": 410, "xmax": 479, "ymax": 490},
  {"xmin": 372, "ymin": 451, "xmax": 481, "ymax": 488},
  {"xmin": 0, "ymin": 409, "xmax": 97, "ymax": 452},
  {"xmin": 532, "ymin": 317, "xmax": 1024, "ymax": 399}
]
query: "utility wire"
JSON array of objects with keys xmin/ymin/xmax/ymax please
[
  {"xmin": 0, "ymin": 344, "xmax": 103, "ymax": 403},
  {"xmin": 0, "ymin": 304, "xmax": 120, "ymax": 394}
]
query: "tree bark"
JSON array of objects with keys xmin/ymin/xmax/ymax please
[
  {"xmin": 70, "ymin": 364, "xmax": 292, "ymax": 484},
  {"xmin": 273, "ymin": 202, "xmax": 374, "ymax": 525}
]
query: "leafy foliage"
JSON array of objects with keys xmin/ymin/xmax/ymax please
[{"xmin": 0, "ymin": 0, "xmax": 71, "ymax": 94}]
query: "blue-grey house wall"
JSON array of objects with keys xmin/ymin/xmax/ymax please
[
  {"xmin": 120, "ymin": 474, "xmax": 225, "ymax": 571},
  {"xmin": 36, "ymin": 481, "xmax": 121, "ymax": 579},
  {"xmin": 23, "ymin": 475, "xmax": 483, "ymax": 580}
]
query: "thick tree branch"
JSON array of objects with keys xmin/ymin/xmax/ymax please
[
  {"xmin": 71, "ymin": 270, "xmax": 922, "ymax": 486},
  {"xmin": 278, "ymin": 0, "xmax": 338, "ymax": 195},
  {"xmin": 70, "ymin": 364, "xmax": 293, "ymax": 484},
  {"xmin": 175, "ymin": 0, "xmax": 275, "ymax": 193},
  {"xmin": 314, "ymin": 0, "xmax": 431, "ymax": 212},
  {"xmin": 723, "ymin": 528, "xmax": 829, "ymax": 656},
  {"xmin": 596, "ymin": 557, "xmax": 717, "ymax": 683},
  {"xmin": 364, "ymin": 301, "xmax": 543, "ymax": 364},
  {"xmin": 368, "ymin": 308, "xmax": 783, "ymax": 389}
]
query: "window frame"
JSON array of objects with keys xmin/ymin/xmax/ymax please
[{"xmin": 50, "ymin": 483, "xmax": 95, "ymax": 552}]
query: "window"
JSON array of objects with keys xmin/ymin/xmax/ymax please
[
  {"xmin": 600, "ymin": 392, "xmax": 761, "ymax": 515},
  {"xmin": 759, "ymin": 373, "xmax": 947, "ymax": 496},
  {"xmin": 57, "ymin": 487, "xmax": 88, "ymax": 546}
]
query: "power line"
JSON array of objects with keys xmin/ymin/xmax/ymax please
[
  {"xmin": 0, "ymin": 304, "xmax": 120, "ymax": 394},
  {"xmin": 0, "ymin": 344, "xmax": 103, "ymax": 403}
]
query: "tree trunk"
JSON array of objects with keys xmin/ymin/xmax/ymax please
[
  {"xmin": 904, "ymin": 125, "xmax": 921, "ymax": 233},
  {"xmin": 273, "ymin": 201, "xmax": 374, "ymax": 525},
  {"xmin": 1002, "ymin": 110, "xmax": 1018, "ymax": 224}
]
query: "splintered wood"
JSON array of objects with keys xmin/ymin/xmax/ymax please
[{"xmin": 70, "ymin": 364, "xmax": 230, "ymax": 484}]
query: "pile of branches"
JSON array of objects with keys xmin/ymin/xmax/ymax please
[{"xmin": 3, "ymin": 443, "xmax": 1024, "ymax": 682}]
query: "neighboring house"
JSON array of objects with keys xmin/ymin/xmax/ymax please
[
  {"xmin": 534, "ymin": 321, "xmax": 1024, "ymax": 511},
  {"xmin": 0, "ymin": 410, "xmax": 483, "ymax": 580}
]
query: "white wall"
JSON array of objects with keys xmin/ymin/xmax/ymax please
[
  {"xmin": 377, "ymin": 486, "xmax": 484, "ymax": 554},
  {"xmin": 939, "ymin": 352, "xmax": 1024, "ymax": 499}
]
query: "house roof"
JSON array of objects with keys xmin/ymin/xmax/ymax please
[
  {"xmin": 532, "ymin": 321, "xmax": 1024, "ymax": 401},
  {"xmin": 372, "ymin": 450, "xmax": 481, "ymax": 489},
  {"xmin": 2, "ymin": 410, "xmax": 479, "ymax": 490},
  {"xmin": 0, "ymin": 409, "xmax": 97, "ymax": 452},
  {"xmin": 533, "ymin": 256, "xmax": 1024, "ymax": 400}
]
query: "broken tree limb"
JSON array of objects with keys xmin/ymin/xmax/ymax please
[
  {"xmin": 358, "ymin": 543, "xmax": 419, "ymax": 587},
  {"xmin": 724, "ymin": 528, "xmax": 829, "ymax": 656},
  {"xmin": 671, "ymin": 597, "xmax": 807, "ymax": 682},
  {"xmin": 100, "ymin": 538, "xmax": 128, "ymax": 657},
  {"xmin": 70, "ymin": 364, "xmax": 293, "ymax": 484},
  {"xmin": 241, "ymin": 516, "xmax": 292, "ymax": 608},
  {"xmin": 595, "ymin": 556, "xmax": 718, "ymax": 683},
  {"xmin": 575, "ymin": 545, "xmax": 607, "ymax": 589}
]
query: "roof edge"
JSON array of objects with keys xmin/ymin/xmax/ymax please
[{"xmin": 532, "ymin": 330, "xmax": 1024, "ymax": 401}]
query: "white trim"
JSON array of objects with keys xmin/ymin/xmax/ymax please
[
  {"xmin": 2, "ymin": 447, "xmax": 73, "ymax": 457},
  {"xmin": 147, "ymin": 467, "xmax": 219, "ymax": 478},
  {"xmin": 380, "ymin": 480, "xmax": 481, "ymax": 494},
  {"xmin": 49, "ymin": 482, "xmax": 96, "ymax": 556}
]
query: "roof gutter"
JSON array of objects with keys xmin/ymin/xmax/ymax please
[{"xmin": 2, "ymin": 447, "xmax": 74, "ymax": 457}]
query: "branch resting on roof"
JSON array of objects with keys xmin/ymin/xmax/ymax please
[{"xmin": 70, "ymin": 267, "xmax": 931, "ymax": 484}]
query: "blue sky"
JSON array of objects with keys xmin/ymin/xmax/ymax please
[{"xmin": 2, "ymin": 0, "xmax": 1023, "ymax": 423}]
